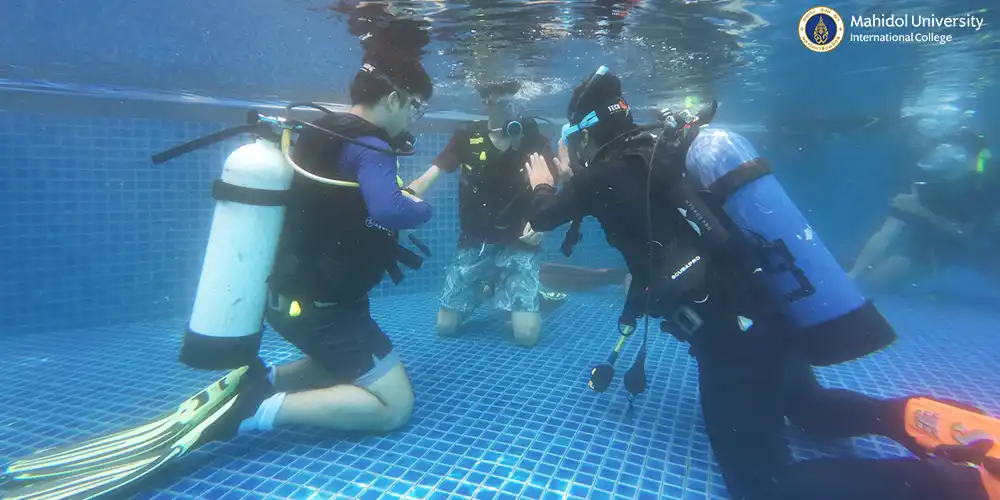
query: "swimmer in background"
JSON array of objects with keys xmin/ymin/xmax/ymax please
[{"xmin": 849, "ymin": 122, "xmax": 998, "ymax": 292}]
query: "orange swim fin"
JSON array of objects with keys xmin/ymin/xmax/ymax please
[{"xmin": 905, "ymin": 397, "xmax": 1000, "ymax": 460}]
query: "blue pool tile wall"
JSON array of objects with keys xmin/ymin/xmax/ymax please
[
  {"xmin": 4, "ymin": 104, "xmax": 999, "ymax": 339},
  {"xmin": 0, "ymin": 109, "xmax": 237, "ymax": 335},
  {"xmin": 0, "ymin": 109, "xmax": 622, "ymax": 336},
  {"xmin": 1, "ymin": 292, "xmax": 998, "ymax": 500}
]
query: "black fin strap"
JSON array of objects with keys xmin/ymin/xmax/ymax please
[{"xmin": 707, "ymin": 158, "xmax": 772, "ymax": 201}]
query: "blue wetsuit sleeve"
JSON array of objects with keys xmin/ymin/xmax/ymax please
[{"xmin": 348, "ymin": 138, "xmax": 432, "ymax": 230}]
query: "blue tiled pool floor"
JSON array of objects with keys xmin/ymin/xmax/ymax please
[{"xmin": 1, "ymin": 292, "xmax": 998, "ymax": 500}]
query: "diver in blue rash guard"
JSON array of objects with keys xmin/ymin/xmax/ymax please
[
  {"xmin": 525, "ymin": 67, "xmax": 1000, "ymax": 500},
  {"xmin": 1, "ymin": 43, "xmax": 440, "ymax": 500},
  {"xmin": 161, "ymin": 51, "xmax": 440, "ymax": 444},
  {"xmin": 249, "ymin": 51, "xmax": 437, "ymax": 437},
  {"xmin": 316, "ymin": 131, "xmax": 431, "ymax": 229}
]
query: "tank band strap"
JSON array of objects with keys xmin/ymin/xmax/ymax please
[
  {"xmin": 180, "ymin": 323, "xmax": 263, "ymax": 370},
  {"xmin": 707, "ymin": 158, "xmax": 772, "ymax": 201},
  {"xmin": 212, "ymin": 179, "xmax": 290, "ymax": 206}
]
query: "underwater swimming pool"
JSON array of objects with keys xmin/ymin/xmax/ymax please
[
  {"xmin": 1, "ymin": 290, "xmax": 998, "ymax": 499},
  {"xmin": 3, "ymin": 0, "xmax": 999, "ymax": 498}
]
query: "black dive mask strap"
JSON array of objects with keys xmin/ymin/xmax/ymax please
[{"xmin": 490, "ymin": 117, "xmax": 543, "ymax": 138}]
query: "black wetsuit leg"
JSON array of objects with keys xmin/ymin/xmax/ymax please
[
  {"xmin": 781, "ymin": 347, "xmax": 909, "ymax": 440},
  {"xmin": 691, "ymin": 322, "xmax": 987, "ymax": 500}
]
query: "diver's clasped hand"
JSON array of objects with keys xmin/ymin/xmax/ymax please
[
  {"xmin": 527, "ymin": 152, "xmax": 556, "ymax": 188},
  {"xmin": 892, "ymin": 192, "xmax": 970, "ymax": 240},
  {"xmin": 890, "ymin": 192, "xmax": 923, "ymax": 215},
  {"xmin": 519, "ymin": 222, "xmax": 544, "ymax": 246}
]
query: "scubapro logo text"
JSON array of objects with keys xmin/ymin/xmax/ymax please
[{"xmin": 671, "ymin": 255, "xmax": 701, "ymax": 280}]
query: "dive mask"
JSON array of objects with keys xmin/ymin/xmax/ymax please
[
  {"xmin": 409, "ymin": 96, "xmax": 428, "ymax": 121},
  {"xmin": 360, "ymin": 62, "xmax": 428, "ymax": 121}
]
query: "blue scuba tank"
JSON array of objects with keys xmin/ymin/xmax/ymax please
[{"xmin": 683, "ymin": 126, "xmax": 895, "ymax": 365}]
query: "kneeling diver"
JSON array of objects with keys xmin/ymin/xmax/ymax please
[
  {"xmin": 1, "ymin": 54, "xmax": 437, "ymax": 499},
  {"xmin": 524, "ymin": 65, "xmax": 1000, "ymax": 500}
]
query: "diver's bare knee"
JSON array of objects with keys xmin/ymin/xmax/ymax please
[
  {"xmin": 437, "ymin": 308, "xmax": 462, "ymax": 336},
  {"xmin": 511, "ymin": 311, "xmax": 542, "ymax": 347},
  {"xmin": 378, "ymin": 397, "xmax": 413, "ymax": 432}
]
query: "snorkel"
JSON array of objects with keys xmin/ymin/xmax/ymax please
[
  {"xmin": 560, "ymin": 65, "xmax": 610, "ymax": 145},
  {"xmin": 977, "ymin": 148, "xmax": 991, "ymax": 174},
  {"xmin": 956, "ymin": 127, "xmax": 991, "ymax": 175}
]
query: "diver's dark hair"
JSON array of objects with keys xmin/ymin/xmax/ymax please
[
  {"xmin": 349, "ymin": 51, "xmax": 434, "ymax": 107},
  {"xmin": 338, "ymin": 1, "xmax": 434, "ymax": 106},
  {"xmin": 336, "ymin": 3, "xmax": 431, "ymax": 59},
  {"xmin": 476, "ymin": 80, "xmax": 522, "ymax": 101},
  {"xmin": 567, "ymin": 72, "xmax": 633, "ymax": 145}
]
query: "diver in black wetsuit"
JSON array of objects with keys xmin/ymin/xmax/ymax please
[
  {"xmin": 850, "ymin": 126, "xmax": 999, "ymax": 292},
  {"xmin": 524, "ymin": 67, "xmax": 1000, "ymax": 500}
]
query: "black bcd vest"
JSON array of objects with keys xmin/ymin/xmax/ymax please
[
  {"xmin": 588, "ymin": 133, "xmax": 769, "ymax": 330},
  {"xmin": 269, "ymin": 113, "xmax": 423, "ymax": 302}
]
